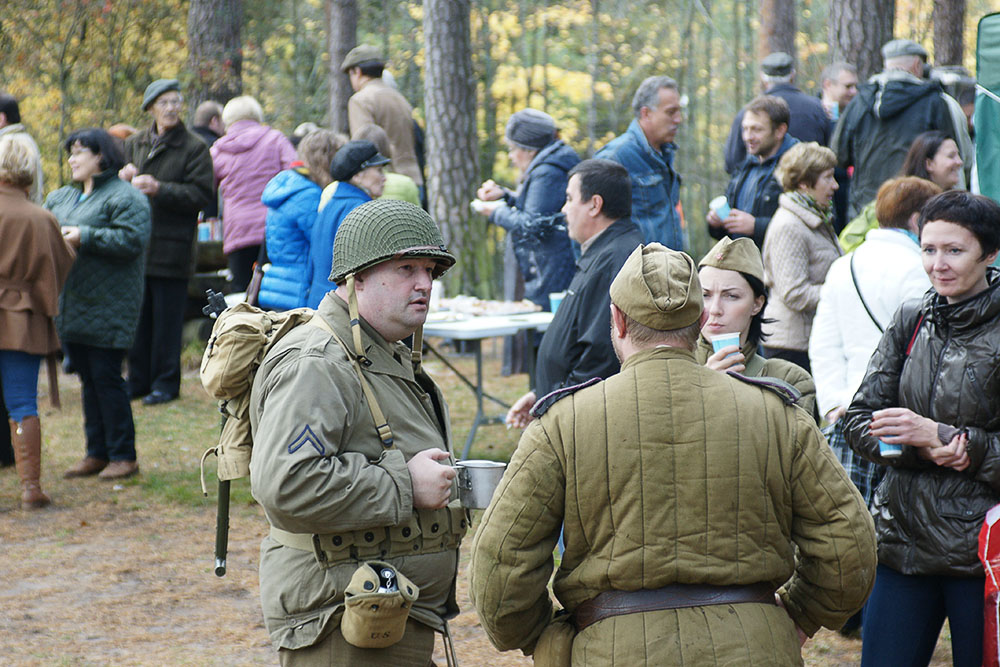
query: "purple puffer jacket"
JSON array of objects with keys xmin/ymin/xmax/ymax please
[{"xmin": 210, "ymin": 119, "xmax": 296, "ymax": 253}]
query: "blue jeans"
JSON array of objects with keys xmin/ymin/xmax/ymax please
[
  {"xmin": 0, "ymin": 350, "xmax": 42, "ymax": 422},
  {"xmin": 861, "ymin": 563, "xmax": 984, "ymax": 666}
]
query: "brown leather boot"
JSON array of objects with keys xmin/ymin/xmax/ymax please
[{"xmin": 10, "ymin": 417, "xmax": 51, "ymax": 510}]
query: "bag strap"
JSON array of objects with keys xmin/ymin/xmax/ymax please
[
  {"xmin": 906, "ymin": 313, "xmax": 925, "ymax": 357},
  {"xmin": 309, "ymin": 314, "xmax": 395, "ymax": 450},
  {"xmin": 849, "ymin": 252, "xmax": 884, "ymax": 333}
]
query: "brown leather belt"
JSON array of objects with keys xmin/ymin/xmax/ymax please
[{"xmin": 573, "ymin": 583, "xmax": 777, "ymax": 632}]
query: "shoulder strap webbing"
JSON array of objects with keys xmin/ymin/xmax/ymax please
[{"xmin": 309, "ymin": 314, "xmax": 395, "ymax": 450}]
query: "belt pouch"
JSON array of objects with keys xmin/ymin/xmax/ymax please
[
  {"xmin": 532, "ymin": 610, "xmax": 574, "ymax": 667},
  {"xmin": 341, "ymin": 560, "xmax": 420, "ymax": 649}
]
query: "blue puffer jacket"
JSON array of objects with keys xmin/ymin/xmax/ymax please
[
  {"xmin": 306, "ymin": 181, "xmax": 370, "ymax": 308},
  {"xmin": 258, "ymin": 168, "xmax": 320, "ymax": 311},
  {"xmin": 491, "ymin": 139, "xmax": 579, "ymax": 310}
]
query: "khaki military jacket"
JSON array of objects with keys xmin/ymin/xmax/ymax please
[
  {"xmin": 470, "ymin": 346, "xmax": 875, "ymax": 666},
  {"xmin": 249, "ymin": 293, "xmax": 464, "ymax": 650},
  {"xmin": 695, "ymin": 335, "xmax": 818, "ymax": 421}
]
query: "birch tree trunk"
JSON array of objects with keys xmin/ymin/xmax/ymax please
[
  {"xmin": 423, "ymin": 0, "xmax": 478, "ymax": 290},
  {"xmin": 325, "ymin": 0, "xmax": 357, "ymax": 134},
  {"xmin": 830, "ymin": 0, "xmax": 894, "ymax": 81},
  {"xmin": 186, "ymin": 0, "xmax": 243, "ymax": 111},
  {"xmin": 933, "ymin": 0, "xmax": 966, "ymax": 66}
]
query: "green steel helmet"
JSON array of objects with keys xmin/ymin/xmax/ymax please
[{"xmin": 331, "ymin": 199, "xmax": 456, "ymax": 283}]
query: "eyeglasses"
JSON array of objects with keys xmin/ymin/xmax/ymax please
[{"xmin": 155, "ymin": 96, "xmax": 184, "ymax": 109}]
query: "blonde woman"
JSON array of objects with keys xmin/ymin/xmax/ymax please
[{"xmin": 761, "ymin": 141, "xmax": 842, "ymax": 373}]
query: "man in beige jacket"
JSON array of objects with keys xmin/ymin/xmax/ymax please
[{"xmin": 470, "ymin": 243, "xmax": 877, "ymax": 665}]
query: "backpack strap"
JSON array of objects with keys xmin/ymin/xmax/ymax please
[{"xmin": 309, "ymin": 314, "xmax": 395, "ymax": 450}]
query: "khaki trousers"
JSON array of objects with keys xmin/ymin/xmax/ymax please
[{"xmin": 278, "ymin": 618, "xmax": 435, "ymax": 667}]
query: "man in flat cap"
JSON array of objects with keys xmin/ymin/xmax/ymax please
[
  {"xmin": 471, "ymin": 243, "xmax": 877, "ymax": 665},
  {"xmin": 119, "ymin": 78, "xmax": 213, "ymax": 407},
  {"xmin": 723, "ymin": 52, "xmax": 830, "ymax": 174},
  {"xmin": 832, "ymin": 39, "xmax": 972, "ymax": 218},
  {"xmin": 341, "ymin": 45, "xmax": 423, "ymax": 199},
  {"xmin": 249, "ymin": 199, "xmax": 465, "ymax": 665}
]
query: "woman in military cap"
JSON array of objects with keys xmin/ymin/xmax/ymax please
[{"xmin": 696, "ymin": 235, "xmax": 817, "ymax": 420}]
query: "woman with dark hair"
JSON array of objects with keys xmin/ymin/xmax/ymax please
[
  {"xmin": 0, "ymin": 133, "xmax": 75, "ymax": 508},
  {"xmin": 840, "ymin": 130, "xmax": 964, "ymax": 252},
  {"xmin": 846, "ymin": 190, "xmax": 1000, "ymax": 666},
  {"xmin": 45, "ymin": 128, "xmax": 151, "ymax": 480},
  {"xmin": 696, "ymin": 236, "xmax": 816, "ymax": 419},
  {"xmin": 762, "ymin": 142, "xmax": 842, "ymax": 374}
]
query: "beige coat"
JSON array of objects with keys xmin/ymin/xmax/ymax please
[
  {"xmin": 762, "ymin": 194, "xmax": 842, "ymax": 351},
  {"xmin": 249, "ymin": 294, "xmax": 464, "ymax": 651},
  {"xmin": 0, "ymin": 184, "xmax": 75, "ymax": 355},
  {"xmin": 470, "ymin": 346, "xmax": 876, "ymax": 665},
  {"xmin": 348, "ymin": 79, "xmax": 422, "ymax": 186}
]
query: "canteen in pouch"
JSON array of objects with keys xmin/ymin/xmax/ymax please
[{"xmin": 341, "ymin": 560, "xmax": 419, "ymax": 649}]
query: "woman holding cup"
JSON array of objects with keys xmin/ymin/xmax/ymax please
[
  {"xmin": 695, "ymin": 235, "xmax": 816, "ymax": 420},
  {"xmin": 845, "ymin": 190, "xmax": 1000, "ymax": 666}
]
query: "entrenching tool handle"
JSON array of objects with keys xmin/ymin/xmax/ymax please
[{"xmin": 215, "ymin": 479, "xmax": 231, "ymax": 577}]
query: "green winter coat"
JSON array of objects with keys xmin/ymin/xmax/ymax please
[
  {"xmin": 248, "ymin": 293, "xmax": 466, "ymax": 651},
  {"xmin": 46, "ymin": 171, "xmax": 151, "ymax": 349},
  {"xmin": 694, "ymin": 335, "xmax": 818, "ymax": 421},
  {"xmin": 470, "ymin": 346, "xmax": 876, "ymax": 666},
  {"xmin": 123, "ymin": 121, "xmax": 213, "ymax": 279}
]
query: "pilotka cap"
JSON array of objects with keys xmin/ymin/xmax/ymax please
[
  {"xmin": 610, "ymin": 243, "xmax": 703, "ymax": 330},
  {"xmin": 331, "ymin": 199, "xmax": 456, "ymax": 283},
  {"xmin": 698, "ymin": 236, "xmax": 765, "ymax": 284}
]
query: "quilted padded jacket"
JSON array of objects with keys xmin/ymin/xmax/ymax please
[
  {"xmin": 845, "ymin": 268, "xmax": 1000, "ymax": 576},
  {"xmin": 46, "ymin": 170, "xmax": 151, "ymax": 349}
]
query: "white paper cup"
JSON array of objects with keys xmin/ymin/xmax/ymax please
[
  {"xmin": 878, "ymin": 440, "xmax": 903, "ymax": 458},
  {"xmin": 709, "ymin": 195, "xmax": 731, "ymax": 220},
  {"xmin": 710, "ymin": 332, "xmax": 741, "ymax": 357}
]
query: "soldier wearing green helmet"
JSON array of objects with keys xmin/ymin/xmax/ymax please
[{"xmin": 248, "ymin": 199, "xmax": 466, "ymax": 665}]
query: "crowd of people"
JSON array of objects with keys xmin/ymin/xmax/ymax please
[{"xmin": 0, "ymin": 32, "xmax": 998, "ymax": 667}]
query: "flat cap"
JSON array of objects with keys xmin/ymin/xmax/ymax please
[
  {"xmin": 142, "ymin": 78, "xmax": 180, "ymax": 110},
  {"xmin": 882, "ymin": 38, "xmax": 928, "ymax": 61},
  {"xmin": 698, "ymin": 236, "xmax": 764, "ymax": 284},
  {"xmin": 505, "ymin": 108, "xmax": 557, "ymax": 150},
  {"xmin": 330, "ymin": 140, "xmax": 390, "ymax": 183},
  {"xmin": 761, "ymin": 52, "xmax": 794, "ymax": 77},
  {"xmin": 610, "ymin": 243, "xmax": 703, "ymax": 331},
  {"xmin": 341, "ymin": 44, "xmax": 385, "ymax": 72}
]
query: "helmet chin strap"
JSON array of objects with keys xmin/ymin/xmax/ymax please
[
  {"xmin": 345, "ymin": 272, "xmax": 423, "ymax": 370},
  {"xmin": 345, "ymin": 273, "xmax": 370, "ymax": 367}
]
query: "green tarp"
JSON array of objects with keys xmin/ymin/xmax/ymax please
[{"xmin": 976, "ymin": 12, "xmax": 1000, "ymax": 202}]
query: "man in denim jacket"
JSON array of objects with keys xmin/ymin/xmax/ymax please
[{"xmin": 595, "ymin": 75, "xmax": 686, "ymax": 251}]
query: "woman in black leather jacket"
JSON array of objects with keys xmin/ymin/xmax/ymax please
[{"xmin": 846, "ymin": 190, "xmax": 1000, "ymax": 667}]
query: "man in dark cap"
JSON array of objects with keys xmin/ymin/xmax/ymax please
[
  {"xmin": 118, "ymin": 78, "xmax": 213, "ymax": 408},
  {"xmin": 595, "ymin": 75, "xmax": 686, "ymax": 250},
  {"xmin": 471, "ymin": 243, "xmax": 877, "ymax": 665},
  {"xmin": 341, "ymin": 45, "xmax": 423, "ymax": 194},
  {"xmin": 832, "ymin": 38, "xmax": 972, "ymax": 218},
  {"xmin": 249, "ymin": 199, "xmax": 465, "ymax": 666},
  {"xmin": 723, "ymin": 52, "xmax": 830, "ymax": 174},
  {"xmin": 306, "ymin": 139, "xmax": 390, "ymax": 308}
]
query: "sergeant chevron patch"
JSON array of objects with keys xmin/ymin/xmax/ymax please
[{"xmin": 287, "ymin": 425, "xmax": 326, "ymax": 455}]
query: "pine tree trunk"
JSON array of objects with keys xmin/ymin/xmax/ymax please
[
  {"xmin": 185, "ymin": 0, "xmax": 243, "ymax": 112},
  {"xmin": 758, "ymin": 0, "xmax": 797, "ymax": 63},
  {"xmin": 325, "ymin": 0, "xmax": 357, "ymax": 135},
  {"xmin": 423, "ymin": 0, "xmax": 478, "ymax": 291},
  {"xmin": 933, "ymin": 0, "xmax": 966, "ymax": 66},
  {"xmin": 829, "ymin": 0, "xmax": 894, "ymax": 82}
]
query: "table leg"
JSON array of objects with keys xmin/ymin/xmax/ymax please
[{"xmin": 462, "ymin": 340, "xmax": 485, "ymax": 459}]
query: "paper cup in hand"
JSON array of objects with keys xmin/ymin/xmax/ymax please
[
  {"xmin": 878, "ymin": 439, "xmax": 903, "ymax": 458},
  {"xmin": 710, "ymin": 332, "xmax": 741, "ymax": 358},
  {"xmin": 709, "ymin": 195, "xmax": 731, "ymax": 220},
  {"xmin": 549, "ymin": 291, "xmax": 566, "ymax": 313}
]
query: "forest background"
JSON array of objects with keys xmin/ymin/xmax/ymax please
[{"xmin": 0, "ymin": 0, "xmax": 993, "ymax": 298}]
